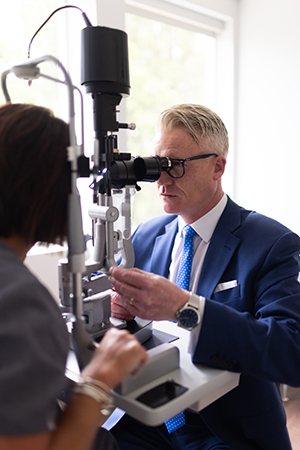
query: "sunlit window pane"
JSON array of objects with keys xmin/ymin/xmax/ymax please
[
  {"xmin": 125, "ymin": 13, "xmax": 216, "ymax": 226},
  {"xmin": 0, "ymin": 0, "xmax": 61, "ymax": 112}
]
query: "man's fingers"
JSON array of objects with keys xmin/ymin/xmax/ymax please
[{"xmin": 109, "ymin": 266, "xmax": 150, "ymax": 289}]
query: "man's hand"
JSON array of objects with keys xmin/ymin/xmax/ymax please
[{"xmin": 109, "ymin": 266, "xmax": 190, "ymax": 321}]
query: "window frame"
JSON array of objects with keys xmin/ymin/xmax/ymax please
[{"xmin": 94, "ymin": 0, "xmax": 237, "ymax": 196}]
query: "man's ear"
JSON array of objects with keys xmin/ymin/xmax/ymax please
[{"xmin": 213, "ymin": 156, "xmax": 226, "ymax": 181}]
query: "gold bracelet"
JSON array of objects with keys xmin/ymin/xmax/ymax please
[{"xmin": 74, "ymin": 377, "xmax": 114, "ymax": 416}]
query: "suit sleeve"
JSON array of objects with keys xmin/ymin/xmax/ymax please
[{"xmin": 192, "ymin": 230, "xmax": 300, "ymax": 387}]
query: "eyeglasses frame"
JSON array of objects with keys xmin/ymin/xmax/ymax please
[{"xmin": 164, "ymin": 153, "xmax": 219, "ymax": 179}]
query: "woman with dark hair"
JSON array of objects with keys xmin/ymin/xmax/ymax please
[{"xmin": 0, "ymin": 103, "xmax": 147, "ymax": 450}]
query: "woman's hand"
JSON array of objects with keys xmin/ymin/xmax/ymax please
[
  {"xmin": 111, "ymin": 289, "xmax": 136, "ymax": 321},
  {"xmin": 82, "ymin": 328, "xmax": 148, "ymax": 389}
]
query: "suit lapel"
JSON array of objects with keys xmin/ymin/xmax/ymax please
[
  {"xmin": 197, "ymin": 198, "xmax": 241, "ymax": 298},
  {"xmin": 147, "ymin": 198, "xmax": 242, "ymax": 296},
  {"xmin": 150, "ymin": 217, "xmax": 178, "ymax": 277}
]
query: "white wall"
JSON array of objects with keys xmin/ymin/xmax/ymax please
[
  {"xmin": 236, "ymin": 0, "xmax": 300, "ymax": 234},
  {"xmin": 25, "ymin": 248, "xmax": 67, "ymax": 304}
]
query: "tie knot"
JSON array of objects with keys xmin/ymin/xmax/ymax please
[{"xmin": 183, "ymin": 225, "xmax": 197, "ymax": 240}]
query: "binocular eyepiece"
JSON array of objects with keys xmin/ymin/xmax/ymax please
[{"xmin": 97, "ymin": 155, "xmax": 172, "ymax": 190}]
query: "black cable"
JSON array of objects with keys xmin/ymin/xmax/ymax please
[{"xmin": 27, "ymin": 5, "xmax": 92, "ymax": 59}]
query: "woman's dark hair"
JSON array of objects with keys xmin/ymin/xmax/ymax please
[{"xmin": 0, "ymin": 103, "xmax": 71, "ymax": 245}]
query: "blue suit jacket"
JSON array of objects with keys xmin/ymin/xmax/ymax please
[{"xmin": 131, "ymin": 196, "xmax": 300, "ymax": 450}]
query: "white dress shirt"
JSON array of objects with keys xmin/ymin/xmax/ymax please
[{"xmin": 169, "ymin": 194, "xmax": 228, "ymax": 353}]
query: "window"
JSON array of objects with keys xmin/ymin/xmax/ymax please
[
  {"xmin": 0, "ymin": 1, "xmax": 96, "ymax": 237},
  {"xmin": 0, "ymin": 0, "xmax": 232, "ymax": 294},
  {"xmin": 0, "ymin": 0, "xmax": 222, "ymax": 234},
  {"xmin": 0, "ymin": 0, "xmax": 61, "ymax": 112},
  {"xmin": 125, "ymin": 12, "xmax": 217, "ymax": 226}
]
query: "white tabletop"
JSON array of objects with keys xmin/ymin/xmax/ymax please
[
  {"xmin": 66, "ymin": 320, "xmax": 240, "ymax": 426},
  {"xmin": 110, "ymin": 320, "xmax": 240, "ymax": 426}
]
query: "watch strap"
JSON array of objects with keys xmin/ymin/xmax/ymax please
[
  {"xmin": 176, "ymin": 293, "xmax": 202, "ymax": 329},
  {"xmin": 188, "ymin": 292, "xmax": 202, "ymax": 310}
]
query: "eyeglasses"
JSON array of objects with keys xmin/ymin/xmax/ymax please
[{"xmin": 162, "ymin": 153, "xmax": 218, "ymax": 179}]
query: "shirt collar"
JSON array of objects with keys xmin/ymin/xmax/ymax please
[{"xmin": 178, "ymin": 194, "xmax": 227, "ymax": 243}]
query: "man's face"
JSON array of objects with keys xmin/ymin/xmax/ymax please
[{"xmin": 154, "ymin": 126, "xmax": 226, "ymax": 223}]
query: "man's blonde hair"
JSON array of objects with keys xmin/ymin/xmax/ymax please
[{"xmin": 156, "ymin": 104, "xmax": 229, "ymax": 157}]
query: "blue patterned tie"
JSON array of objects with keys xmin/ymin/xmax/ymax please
[
  {"xmin": 165, "ymin": 225, "xmax": 197, "ymax": 433},
  {"xmin": 175, "ymin": 225, "xmax": 197, "ymax": 290}
]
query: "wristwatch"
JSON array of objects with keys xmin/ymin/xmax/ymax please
[{"xmin": 176, "ymin": 293, "xmax": 201, "ymax": 330}]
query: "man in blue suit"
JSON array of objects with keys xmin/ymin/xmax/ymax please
[{"xmin": 109, "ymin": 104, "xmax": 300, "ymax": 449}]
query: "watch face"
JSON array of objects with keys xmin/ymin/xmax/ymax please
[{"xmin": 178, "ymin": 307, "xmax": 199, "ymax": 329}]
